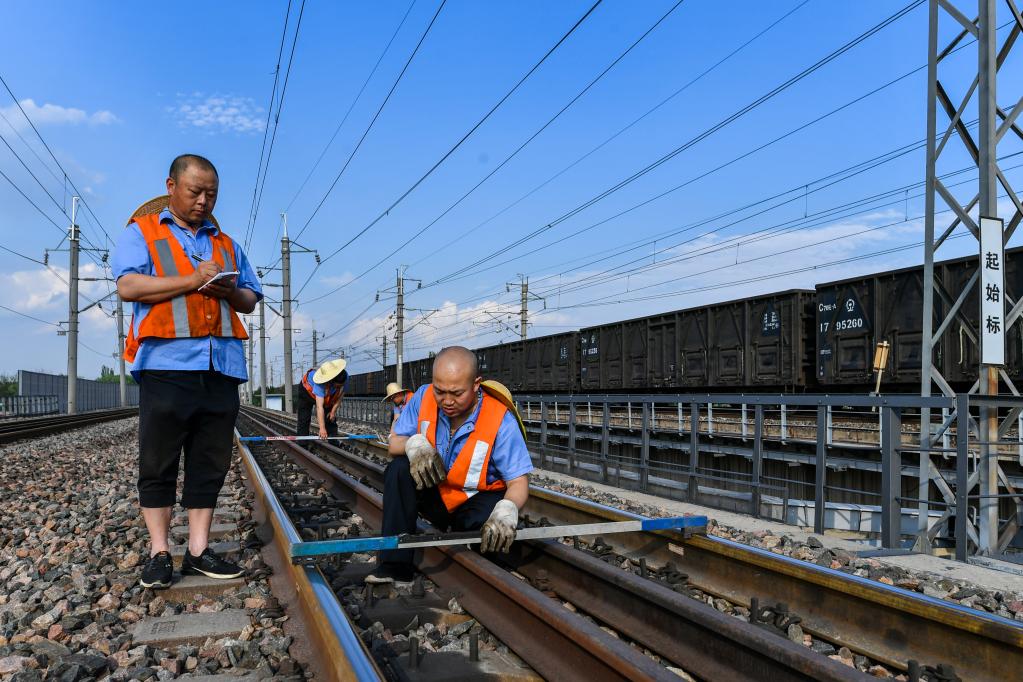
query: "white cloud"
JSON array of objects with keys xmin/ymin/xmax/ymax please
[
  {"xmin": 172, "ymin": 94, "xmax": 264, "ymax": 134},
  {"xmin": 0, "ymin": 98, "xmax": 119, "ymax": 131}
]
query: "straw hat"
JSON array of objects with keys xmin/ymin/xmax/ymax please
[
  {"xmin": 481, "ymin": 380, "xmax": 526, "ymax": 439},
  {"xmin": 383, "ymin": 382, "xmax": 407, "ymax": 401},
  {"xmin": 313, "ymin": 358, "xmax": 348, "ymax": 384},
  {"xmin": 126, "ymin": 194, "xmax": 220, "ymax": 228}
]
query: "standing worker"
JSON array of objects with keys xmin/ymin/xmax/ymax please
[
  {"xmin": 366, "ymin": 346, "xmax": 533, "ymax": 584},
  {"xmin": 113, "ymin": 154, "xmax": 262, "ymax": 589},
  {"xmin": 383, "ymin": 382, "xmax": 412, "ymax": 431},
  {"xmin": 296, "ymin": 359, "xmax": 348, "ymax": 439}
]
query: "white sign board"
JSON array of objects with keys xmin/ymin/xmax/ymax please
[{"xmin": 980, "ymin": 216, "xmax": 1005, "ymax": 366}]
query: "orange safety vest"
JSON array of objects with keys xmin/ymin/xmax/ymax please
[
  {"xmin": 417, "ymin": 385, "xmax": 507, "ymax": 512},
  {"xmin": 302, "ymin": 371, "xmax": 343, "ymax": 411},
  {"xmin": 123, "ymin": 213, "xmax": 247, "ymax": 362}
]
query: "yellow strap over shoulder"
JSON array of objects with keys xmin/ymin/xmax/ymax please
[{"xmin": 481, "ymin": 380, "xmax": 527, "ymax": 440}]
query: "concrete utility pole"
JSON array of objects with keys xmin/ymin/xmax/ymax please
[
  {"xmin": 66, "ymin": 196, "xmax": 80, "ymax": 415},
  {"xmin": 247, "ymin": 322, "xmax": 255, "ymax": 404},
  {"xmin": 382, "ymin": 335, "xmax": 388, "ymax": 368},
  {"xmin": 396, "ymin": 267, "xmax": 404, "ymax": 388},
  {"xmin": 116, "ymin": 296, "xmax": 127, "ymax": 407},
  {"xmin": 507, "ymin": 274, "xmax": 544, "ymax": 341},
  {"xmin": 259, "ymin": 298, "xmax": 268, "ymax": 408},
  {"xmin": 520, "ymin": 277, "xmax": 528, "ymax": 340},
  {"xmin": 281, "ymin": 213, "xmax": 294, "ymax": 414},
  {"xmin": 311, "ymin": 325, "xmax": 318, "ymax": 367}
]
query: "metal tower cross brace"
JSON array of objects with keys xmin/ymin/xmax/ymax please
[{"xmin": 921, "ymin": 0, "xmax": 1023, "ymax": 556}]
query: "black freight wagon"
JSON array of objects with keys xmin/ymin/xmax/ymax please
[
  {"xmin": 477, "ymin": 342, "xmax": 520, "ymax": 389},
  {"xmin": 520, "ymin": 332, "xmax": 578, "ymax": 393},
  {"xmin": 578, "ymin": 290, "xmax": 814, "ymax": 391},
  {"xmin": 677, "ymin": 290, "xmax": 815, "ymax": 389},
  {"xmin": 815, "ymin": 248, "xmax": 1023, "ymax": 389}
]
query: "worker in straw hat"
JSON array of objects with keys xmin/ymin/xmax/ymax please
[
  {"xmin": 296, "ymin": 359, "xmax": 348, "ymax": 440},
  {"xmin": 113, "ymin": 154, "xmax": 261, "ymax": 590},
  {"xmin": 383, "ymin": 382, "xmax": 412, "ymax": 430},
  {"xmin": 366, "ymin": 346, "xmax": 532, "ymax": 584}
]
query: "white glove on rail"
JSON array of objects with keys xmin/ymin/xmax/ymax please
[
  {"xmin": 405, "ymin": 434, "xmax": 446, "ymax": 490},
  {"xmin": 480, "ymin": 499, "xmax": 519, "ymax": 553}
]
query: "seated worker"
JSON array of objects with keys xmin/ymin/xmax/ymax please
[
  {"xmin": 366, "ymin": 346, "xmax": 532, "ymax": 584},
  {"xmin": 296, "ymin": 358, "xmax": 347, "ymax": 439},
  {"xmin": 383, "ymin": 382, "xmax": 412, "ymax": 431}
]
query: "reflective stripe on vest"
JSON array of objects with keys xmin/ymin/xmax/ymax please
[
  {"xmin": 417, "ymin": 385, "xmax": 507, "ymax": 512},
  {"xmin": 123, "ymin": 214, "xmax": 248, "ymax": 362},
  {"xmin": 302, "ymin": 371, "xmax": 342, "ymax": 411}
]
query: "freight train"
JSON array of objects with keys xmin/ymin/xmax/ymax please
[{"xmin": 345, "ymin": 247, "xmax": 1023, "ymax": 396}]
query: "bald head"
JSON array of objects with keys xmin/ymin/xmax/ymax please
[
  {"xmin": 431, "ymin": 347, "xmax": 480, "ymax": 419},
  {"xmin": 433, "ymin": 346, "xmax": 478, "ymax": 380}
]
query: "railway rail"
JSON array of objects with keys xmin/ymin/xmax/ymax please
[
  {"xmin": 238, "ymin": 404, "xmax": 1023, "ymax": 681},
  {"xmin": 237, "ymin": 405, "xmax": 870, "ymax": 681},
  {"xmin": 0, "ymin": 407, "xmax": 138, "ymax": 445}
]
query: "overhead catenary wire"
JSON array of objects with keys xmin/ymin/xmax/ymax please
[
  {"xmin": 427, "ymin": 0, "xmax": 927, "ymax": 288},
  {"xmin": 298, "ymin": 0, "xmax": 685, "ymax": 303},
  {"xmin": 284, "ymin": 0, "xmax": 418, "ymax": 214},
  {"xmin": 0, "ymin": 71, "xmax": 116, "ymax": 251},
  {"xmin": 246, "ymin": 0, "xmax": 307, "ymax": 253},
  {"xmin": 293, "ymin": 0, "xmax": 606, "ymax": 295},
  {"xmin": 243, "ymin": 0, "xmax": 295, "ymax": 251}
]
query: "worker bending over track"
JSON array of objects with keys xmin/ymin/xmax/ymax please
[
  {"xmin": 367, "ymin": 346, "xmax": 533, "ymax": 584},
  {"xmin": 296, "ymin": 359, "xmax": 347, "ymax": 439}
]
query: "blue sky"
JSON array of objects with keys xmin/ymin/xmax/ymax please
[{"xmin": 1, "ymin": 0, "xmax": 1021, "ymax": 385}]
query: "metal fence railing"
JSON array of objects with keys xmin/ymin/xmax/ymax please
[
  {"xmin": 339, "ymin": 392, "xmax": 1023, "ymax": 559},
  {"xmin": 17, "ymin": 370, "xmax": 139, "ymax": 412},
  {"xmin": 0, "ymin": 395, "xmax": 60, "ymax": 418}
]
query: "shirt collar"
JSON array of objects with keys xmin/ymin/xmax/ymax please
[{"xmin": 160, "ymin": 207, "xmax": 219, "ymax": 236}]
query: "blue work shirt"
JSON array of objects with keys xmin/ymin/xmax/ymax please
[
  {"xmin": 304, "ymin": 369, "xmax": 347, "ymax": 397},
  {"xmin": 394, "ymin": 385, "xmax": 533, "ymax": 484},
  {"xmin": 111, "ymin": 208, "xmax": 263, "ymax": 381}
]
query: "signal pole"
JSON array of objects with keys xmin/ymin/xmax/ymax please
[
  {"xmin": 66, "ymin": 196, "xmax": 80, "ymax": 414},
  {"xmin": 116, "ymin": 296, "xmax": 127, "ymax": 406}
]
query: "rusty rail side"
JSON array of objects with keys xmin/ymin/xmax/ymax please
[{"xmin": 234, "ymin": 430, "xmax": 382, "ymax": 682}]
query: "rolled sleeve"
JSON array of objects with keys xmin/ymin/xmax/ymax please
[
  {"xmin": 489, "ymin": 412, "xmax": 533, "ymax": 482},
  {"xmin": 393, "ymin": 386, "xmax": 426, "ymax": 437},
  {"xmin": 111, "ymin": 224, "xmax": 151, "ymax": 280},
  {"xmin": 232, "ymin": 241, "xmax": 263, "ymax": 300}
]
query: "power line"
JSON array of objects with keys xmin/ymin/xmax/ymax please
[
  {"xmin": 427, "ymin": 0, "xmax": 926, "ymax": 287},
  {"xmin": 296, "ymin": 0, "xmax": 606, "ymax": 282},
  {"xmin": 284, "ymin": 0, "xmax": 418, "ymax": 214},
  {"xmin": 246, "ymin": 0, "xmax": 307, "ymax": 252},
  {"xmin": 300, "ymin": 0, "xmax": 683, "ymax": 303},
  {"xmin": 243, "ymin": 0, "xmax": 294, "ymax": 251},
  {"xmin": 289, "ymin": 0, "xmax": 451, "ymax": 247},
  {"xmin": 0, "ymin": 71, "xmax": 115, "ymax": 250},
  {"xmin": 0, "ymin": 303, "xmax": 59, "ymax": 327}
]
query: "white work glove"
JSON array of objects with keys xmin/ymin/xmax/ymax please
[
  {"xmin": 405, "ymin": 434, "xmax": 447, "ymax": 490},
  {"xmin": 480, "ymin": 499, "xmax": 518, "ymax": 554}
]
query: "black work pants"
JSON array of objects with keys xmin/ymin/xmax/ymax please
[
  {"xmin": 378, "ymin": 455, "xmax": 503, "ymax": 568},
  {"xmin": 295, "ymin": 388, "xmax": 338, "ymax": 437},
  {"xmin": 137, "ymin": 370, "xmax": 240, "ymax": 509}
]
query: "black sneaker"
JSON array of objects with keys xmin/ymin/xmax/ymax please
[
  {"xmin": 181, "ymin": 548, "xmax": 244, "ymax": 579},
  {"xmin": 364, "ymin": 562, "xmax": 414, "ymax": 585},
  {"xmin": 140, "ymin": 551, "xmax": 173, "ymax": 589}
]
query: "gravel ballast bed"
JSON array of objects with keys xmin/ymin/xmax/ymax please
[{"xmin": 0, "ymin": 419, "xmax": 304, "ymax": 681}]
